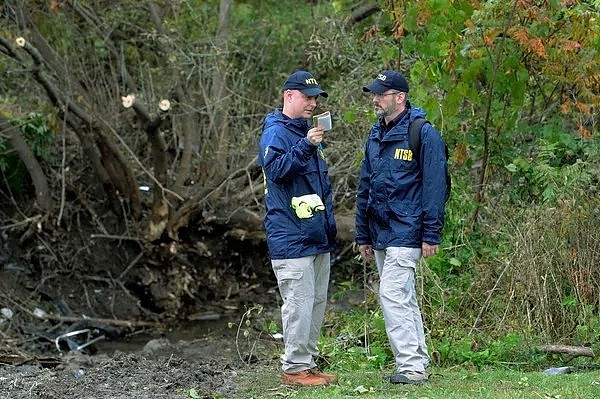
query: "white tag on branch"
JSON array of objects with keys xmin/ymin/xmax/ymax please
[
  {"xmin": 158, "ymin": 99, "xmax": 171, "ymax": 112},
  {"xmin": 1, "ymin": 308, "xmax": 13, "ymax": 319},
  {"xmin": 33, "ymin": 308, "xmax": 48, "ymax": 319},
  {"xmin": 16, "ymin": 37, "xmax": 26, "ymax": 47},
  {"xmin": 121, "ymin": 94, "xmax": 135, "ymax": 108}
]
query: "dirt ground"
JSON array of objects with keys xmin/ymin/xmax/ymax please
[
  {"xmin": 0, "ymin": 218, "xmax": 362, "ymax": 399},
  {"xmin": 0, "ymin": 255, "xmax": 289, "ymax": 399},
  {"xmin": 0, "ymin": 322, "xmax": 285, "ymax": 399}
]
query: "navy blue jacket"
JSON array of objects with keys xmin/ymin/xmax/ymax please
[
  {"xmin": 258, "ymin": 109, "xmax": 337, "ymax": 259},
  {"xmin": 355, "ymin": 106, "xmax": 447, "ymax": 249}
]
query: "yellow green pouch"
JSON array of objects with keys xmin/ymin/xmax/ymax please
[{"xmin": 291, "ymin": 194, "xmax": 325, "ymax": 219}]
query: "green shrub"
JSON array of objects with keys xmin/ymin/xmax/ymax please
[{"xmin": 0, "ymin": 112, "xmax": 53, "ymax": 192}]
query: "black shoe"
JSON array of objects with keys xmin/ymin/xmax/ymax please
[{"xmin": 386, "ymin": 371, "xmax": 428, "ymax": 385}]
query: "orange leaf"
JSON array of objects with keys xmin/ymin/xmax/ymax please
[
  {"xmin": 453, "ymin": 141, "xmax": 468, "ymax": 167},
  {"xmin": 516, "ymin": 0, "xmax": 533, "ymax": 9},
  {"xmin": 361, "ymin": 26, "xmax": 378, "ymax": 42},
  {"xmin": 512, "ymin": 28, "xmax": 529, "ymax": 47},
  {"xmin": 561, "ymin": 39, "xmax": 582, "ymax": 51},
  {"xmin": 393, "ymin": 20, "xmax": 405, "ymax": 39},
  {"xmin": 483, "ymin": 33, "xmax": 494, "ymax": 48},
  {"xmin": 50, "ymin": 0, "xmax": 59, "ymax": 11},
  {"xmin": 529, "ymin": 37, "xmax": 547, "ymax": 59},
  {"xmin": 575, "ymin": 102, "xmax": 591, "ymax": 114},
  {"xmin": 578, "ymin": 124, "xmax": 591, "ymax": 138}
]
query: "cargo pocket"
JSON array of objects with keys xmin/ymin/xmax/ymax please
[{"xmin": 272, "ymin": 264, "xmax": 305, "ymax": 303}]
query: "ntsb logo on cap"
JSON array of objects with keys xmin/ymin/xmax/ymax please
[
  {"xmin": 283, "ymin": 71, "xmax": 328, "ymax": 98},
  {"xmin": 363, "ymin": 70, "xmax": 409, "ymax": 94}
]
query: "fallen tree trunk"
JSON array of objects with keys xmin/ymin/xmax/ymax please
[
  {"xmin": 207, "ymin": 208, "xmax": 357, "ymax": 244},
  {"xmin": 539, "ymin": 344, "xmax": 595, "ymax": 358}
]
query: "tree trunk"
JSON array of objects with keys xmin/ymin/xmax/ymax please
[
  {"xmin": 212, "ymin": 0, "xmax": 232, "ymax": 176},
  {"xmin": 0, "ymin": 116, "xmax": 53, "ymax": 211}
]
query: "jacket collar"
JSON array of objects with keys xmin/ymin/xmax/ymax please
[
  {"xmin": 380, "ymin": 108, "xmax": 408, "ymax": 135},
  {"xmin": 266, "ymin": 109, "xmax": 310, "ymax": 138},
  {"xmin": 370, "ymin": 107, "xmax": 410, "ymax": 141},
  {"xmin": 369, "ymin": 102, "xmax": 428, "ymax": 142}
]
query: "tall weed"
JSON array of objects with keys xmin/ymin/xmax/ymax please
[{"xmin": 499, "ymin": 200, "xmax": 599, "ymax": 340}]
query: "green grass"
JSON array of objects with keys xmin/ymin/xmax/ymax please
[{"xmin": 233, "ymin": 364, "xmax": 600, "ymax": 399}]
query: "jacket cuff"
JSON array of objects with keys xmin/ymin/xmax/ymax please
[{"xmin": 422, "ymin": 231, "xmax": 441, "ymax": 245}]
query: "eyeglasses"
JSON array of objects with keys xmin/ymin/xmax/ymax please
[{"xmin": 373, "ymin": 91, "xmax": 401, "ymax": 97}]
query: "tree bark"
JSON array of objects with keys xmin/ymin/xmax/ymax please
[
  {"xmin": 0, "ymin": 117, "xmax": 53, "ymax": 211},
  {"xmin": 347, "ymin": 3, "xmax": 381, "ymax": 26},
  {"xmin": 212, "ymin": 0, "xmax": 232, "ymax": 179},
  {"xmin": 539, "ymin": 345, "xmax": 595, "ymax": 358}
]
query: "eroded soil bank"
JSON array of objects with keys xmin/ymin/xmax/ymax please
[
  {"xmin": 0, "ymin": 221, "xmax": 359, "ymax": 399},
  {"xmin": 0, "ymin": 301, "xmax": 287, "ymax": 399},
  {"xmin": 0, "ymin": 240, "xmax": 287, "ymax": 399}
]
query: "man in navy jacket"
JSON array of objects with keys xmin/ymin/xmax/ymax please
[
  {"xmin": 355, "ymin": 70, "xmax": 448, "ymax": 385},
  {"xmin": 258, "ymin": 71, "xmax": 337, "ymax": 387}
]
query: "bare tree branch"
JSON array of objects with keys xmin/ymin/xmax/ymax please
[{"xmin": 347, "ymin": 2, "xmax": 381, "ymax": 26}]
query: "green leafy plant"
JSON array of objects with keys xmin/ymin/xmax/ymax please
[
  {"xmin": 320, "ymin": 306, "xmax": 390, "ymax": 371},
  {"xmin": 228, "ymin": 304, "xmax": 274, "ymax": 366},
  {"xmin": 16, "ymin": 112, "xmax": 53, "ymax": 159},
  {"xmin": 505, "ymin": 131, "xmax": 596, "ymax": 204},
  {"xmin": 0, "ymin": 112, "xmax": 53, "ymax": 191}
]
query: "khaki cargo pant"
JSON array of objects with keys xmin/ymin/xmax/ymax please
[
  {"xmin": 374, "ymin": 247, "xmax": 430, "ymax": 374},
  {"xmin": 271, "ymin": 253, "xmax": 330, "ymax": 373}
]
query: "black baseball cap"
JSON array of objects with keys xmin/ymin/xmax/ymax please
[
  {"xmin": 283, "ymin": 70, "xmax": 328, "ymax": 98},
  {"xmin": 362, "ymin": 70, "xmax": 409, "ymax": 94}
]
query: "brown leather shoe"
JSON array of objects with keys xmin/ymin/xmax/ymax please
[
  {"xmin": 282, "ymin": 370, "xmax": 329, "ymax": 386},
  {"xmin": 310, "ymin": 367, "xmax": 338, "ymax": 384}
]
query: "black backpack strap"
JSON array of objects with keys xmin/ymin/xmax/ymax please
[
  {"xmin": 409, "ymin": 117, "xmax": 452, "ymax": 203},
  {"xmin": 408, "ymin": 117, "xmax": 428, "ymax": 162}
]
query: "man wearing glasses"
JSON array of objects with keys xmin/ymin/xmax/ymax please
[
  {"xmin": 355, "ymin": 70, "xmax": 448, "ymax": 385},
  {"xmin": 258, "ymin": 71, "xmax": 338, "ymax": 387}
]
